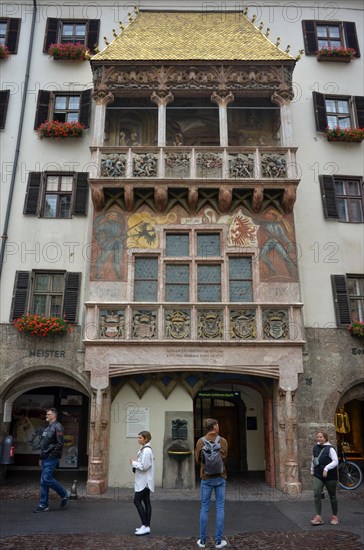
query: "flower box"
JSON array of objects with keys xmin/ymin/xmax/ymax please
[
  {"xmin": 13, "ymin": 314, "xmax": 72, "ymax": 336},
  {"xmin": 0, "ymin": 44, "xmax": 10, "ymax": 59},
  {"xmin": 36, "ymin": 120, "xmax": 85, "ymax": 139},
  {"xmin": 48, "ymin": 42, "xmax": 90, "ymax": 61},
  {"xmin": 317, "ymin": 47, "xmax": 356, "ymax": 62},
  {"xmin": 348, "ymin": 321, "xmax": 364, "ymax": 338},
  {"xmin": 325, "ymin": 127, "xmax": 364, "ymax": 143}
]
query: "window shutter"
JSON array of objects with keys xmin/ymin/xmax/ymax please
[
  {"xmin": 34, "ymin": 90, "xmax": 51, "ymax": 129},
  {"xmin": 7, "ymin": 18, "xmax": 21, "ymax": 53},
  {"xmin": 23, "ymin": 172, "xmax": 42, "ymax": 215},
  {"xmin": 63, "ymin": 272, "xmax": 80, "ymax": 323},
  {"xmin": 343, "ymin": 22, "xmax": 360, "ymax": 57},
  {"xmin": 302, "ymin": 21, "xmax": 317, "ymax": 54},
  {"xmin": 43, "ymin": 18, "xmax": 59, "ymax": 52},
  {"xmin": 79, "ymin": 89, "xmax": 92, "ymax": 128},
  {"xmin": 73, "ymin": 173, "xmax": 89, "ymax": 215},
  {"xmin": 331, "ymin": 275, "xmax": 351, "ymax": 326},
  {"xmin": 312, "ymin": 92, "xmax": 328, "ymax": 132},
  {"xmin": 319, "ymin": 175, "xmax": 338, "ymax": 219},
  {"xmin": 10, "ymin": 271, "xmax": 30, "ymax": 321},
  {"xmin": 0, "ymin": 90, "xmax": 10, "ymax": 129},
  {"xmin": 87, "ymin": 20, "xmax": 100, "ymax": 54},
  {"xmin": 353, "ymin": 96, "xmax": 364, "ymax": 128}
]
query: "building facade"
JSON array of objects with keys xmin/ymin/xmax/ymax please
[{"xmin": 1, "ymin": 0, "xmax": 363, "ymax": 493}]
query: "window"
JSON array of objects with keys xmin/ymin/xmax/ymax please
[
  {"xmin": 332, "ymin": 275, "xmax": 364, "ymax": 326},
  {"xmin": 133, "ymin": 231, "xmax": 253, "ymax": 303},
  {"xmin": 23, "ymin": 172, "xmax": 88, "ymax": 217},
  {"xmin": 313, "ymin": 93, "xmax": 364, "ymax": 132},
  {"xmin": 0, "ymin": 18, "xmax": 21, "ymax": 53},
  {"xmin": 320, "ymin": 175, "xmax": 363, "ymax": 222},
  {"xmin": 34, "ymin": 90, "xmax": 92, "ymax": 130},
  {"xmin": 43, "ymin": 18, "xmax": 99, "ymax": 54},
  {"xmin": 302, "ymin": 20, "xmax": 360, "ymax": 56},
  {"xmin": 0, "ymin": 90, "xmax": 10, "ymax": 129},
  {"xmin": 10, "ymin": 271, "xmax": 81, "ymax": 322}
]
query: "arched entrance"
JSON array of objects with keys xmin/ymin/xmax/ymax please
[
  {"xmin": 2, "ymin": 370, "xmax": 90, "ymax": 470},
  {"xmin": 193, "ymin": 376, "xmax": 275, "ymax": 486},
  {"xmin": 335, "ymin": 382, "xmax": 364, "ymax": 464}
]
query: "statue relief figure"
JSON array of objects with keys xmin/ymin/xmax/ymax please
[
  {"xmin": 119, "ymin": 130, "xmax": 127, "ymax": 145},
  {"xmin": 130, "ymin": 129, "xmax": 140, "ymax": 146}
]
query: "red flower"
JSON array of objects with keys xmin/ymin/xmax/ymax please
[
  {"xmin": 13, "ymin": 314, "xmax": 72, "ymax": 336},
  {"xmin": 48, "ymin": 42, "xmax": 91, "ymax": 61},
  {"xmin": 0, "ymin": 44, "xmax": 10, "ymax": 59},
  {"xmin": 36, "ymin": 120, "xmax": 85, "ymax": 139}
]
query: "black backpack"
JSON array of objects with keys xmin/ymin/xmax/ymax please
[{"xmin": 201, "ymin": 435, "xmax": 224, "ymax": 475}]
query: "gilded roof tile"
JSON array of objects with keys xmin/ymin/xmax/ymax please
[{"xmin": 92, "ymin": 11, "xmax": 295, "ymax": 62}]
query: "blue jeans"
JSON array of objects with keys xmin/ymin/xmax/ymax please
[
  {"xmin": 39, "ymin": 457, "xmax": 67, "ymax": 507},
  {"xmin": 199, "ymin": 477, "xmax": 226, "ymax": 544}
]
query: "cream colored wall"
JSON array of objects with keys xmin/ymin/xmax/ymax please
[
  {"xmin": 241, "ymin": 386, "xmax": 265, "ymax": 470},
  {"xmin": 108, "ymin": 382, "xmax": 193, "ymax": 488}
]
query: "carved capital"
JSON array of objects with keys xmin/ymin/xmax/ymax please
[
  {"xmin": 92, "ymin": 87, "xmax": 115, "ymax": 107},
  {"xmin": 91, "ymin": 186, "xmax": 105, "ymax": 211},
  {"xmin": 150, "ymin": 90, "xmax": 174, "ymax": 106},
  {"xmin": 188, "ymin": 187, "xmax": 198, "ymax": 213},
  {"xmin": 271, "ymin": 89, "xmax": 294, "ymax": 106},
  {"xmin": 211, "ymin": 90, "xmax": 234, "ymax": 107}
]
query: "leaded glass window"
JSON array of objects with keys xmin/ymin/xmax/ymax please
[
  {"xmin": 229, "ymin": 257, "xmax": 253, "ymax": 302},
  {"xmin": 197, "ymin": 233, "xmax": 220, "ymax": 257},
  {"xmin": 197, "ymin": 264, "xmax": 221, "ymax": 302},
  {"xmin": 166, "ymin": 233, "xmax": 189, "ymax": 257},
  {"xmin": 134, "ymin": 257, "xmax": 158, "ymax": 301},
  {"xmin": 166, "ymin": 264, "xmax": 190, "ymax": 301}
]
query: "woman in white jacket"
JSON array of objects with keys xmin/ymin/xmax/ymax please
[{"xmin": 130, "ymin": 431, "xmax": 155, "ymax": 536}]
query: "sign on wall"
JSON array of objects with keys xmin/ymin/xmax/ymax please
[{"xmin": 125, "ymin": 406, "xmax": 150, "ymax": 438}]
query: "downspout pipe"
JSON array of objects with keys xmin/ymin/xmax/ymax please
[{"xmin": 0, "ymin": 0, "xmax": 37, "ymax": 279}]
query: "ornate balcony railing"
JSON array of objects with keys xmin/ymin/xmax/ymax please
[
  {"xmin": 84, "ymin": 302, "xmax": 304, "ymax": 344},
  {"xmin": 94, "ymin": 146, "xmax": 298, "ymax": 181}
]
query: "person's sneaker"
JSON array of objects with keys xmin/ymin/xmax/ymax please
[
  {"xmin": 60, "ymin": 491, "xmax": 70, "ymax": 508},
  {"xmin": 33, "ymin": 505, "xmax": 49, "ymax": 513},
  {"xmin": 330, "ymin": 515, "xmax": 339, "ymax": 525},
  {"xmin": 135, "ymin": 526, "xmax": 150, "ymax": 536},
  {"xmin": 215, "ymin": 541, "xmax": 228, "ymax": 549},
  {"xmin": 197, "ymin": 540, "xmax": 206, "ymax": 548},
  {"xmin": 310, "ymin": 515, "xmax": 324, "ymax": 525},
  {"xmin": 135, "ymin": 526, "xmax": 143, "ymax": 532}
]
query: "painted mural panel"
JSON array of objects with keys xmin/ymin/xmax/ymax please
[{"xmin": 91, "ymin": 205, "xmax": 297, "ymax": 283}]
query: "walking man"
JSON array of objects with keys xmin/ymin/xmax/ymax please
[
  {"xmin": 195, "ymin": 418, "xmax": 228, "ymax": 549},
  {"xmin": 33, "ymin": 408, "xmax": 70, "ymax": 512}
]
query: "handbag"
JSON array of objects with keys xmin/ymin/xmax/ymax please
[{"xmin": 312, "ymin": 447, "xmax": 326, "ymax": 466}]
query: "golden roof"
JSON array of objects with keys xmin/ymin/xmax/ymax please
[{"xmin": 92, "ymin": 11, "xmax": 295, "ymax": 62}]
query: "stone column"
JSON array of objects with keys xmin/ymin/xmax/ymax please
[
  {"xmin": 151, "ymin": 91, "xmax": 174, "ymax": 147},
  {"xmin": 271, "ymin": 91, "xmax": 294, "ymax": 147},
  {"xmin": 91, "ymin": 87, "xmax": 115, "ymax": 147},
  {"xmin": 277, "ymin": 388, "xmax": 302, "ymax": 496},
  {"xmin": 87, "ymin": 386, "xmax": 110, "ymax": 495},
  {"xmin": 211, "ymin": 91, "xmax": 234, "ymax": 147}
]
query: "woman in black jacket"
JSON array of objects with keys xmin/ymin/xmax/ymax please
[{"xmin": 310, "ymin": 431, "xmax": 339, "ymax": 525}]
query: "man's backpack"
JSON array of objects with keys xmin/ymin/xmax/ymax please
[{"xmin": 201, "ymin": 435, "xmax": 224, "ymax": 475}]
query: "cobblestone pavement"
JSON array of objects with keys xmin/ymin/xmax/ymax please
[{"xmin": 1, "ymin": 531, "xmax": 363, "ymax": 550}]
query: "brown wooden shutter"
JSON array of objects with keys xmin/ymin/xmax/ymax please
[
  {"xmin": 73, "ymin": 173, "xmax": 89, "ymax": 215},
  {"xmin": 319, "ymin": 175, "xmax": 338, "ymax": 219},
  {"xmin": 79, "ymin": 89, "xmax": 92, "ymax": 128},
  {"xmin": 10, "ymin": 271, "xmax": 30, "ymax": 321},
  {"xmin": 331, "ymin": 275, "xmax": 351, "ymax": 326},
  {"xmin": 302, "ymin": 21, "xmax": 317, "ymax": 54},
  {"xmin": 34, "ymin": 91, "xmax": 51, "ymax": 129},
  {"xmin": 0, "ymin": 90, "xmax": 10, "ymax": 129},
  {"xmin": 7, "ymin": 18, "xmax": 21, "ymax": 53},
  {"xmin": 63, "ymin": 272, "xmax": 80, "ymax": 323},
  {"xmin": 87, "ymin": 20, "xmax": 100, "ymax": 54},
  {"xmin": 312, "ymin": 92, "xmax": 328, "ymax": 132},
  {"xmin": 43, "ymin": 18, "xmax": 59, "ymax": 52},
  {"xmin": 353, "ymin": 96, "xmax": 364, "ymax": 128},
  {"xmin": 343, "ymin": 22, "xmax": 360, "ymax": 57},
  {"xmin": 23, "ymin": 172, "xmax": 42, "ymax": 215}
]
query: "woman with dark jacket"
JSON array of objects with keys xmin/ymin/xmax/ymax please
[{"xmin": 310, "ymin": 431, "xmax": 339, "ymax": 525}]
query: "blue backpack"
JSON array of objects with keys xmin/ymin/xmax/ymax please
[{"xmin": 201, "ymin": 435, "xmax": 224, "ymax": 475}]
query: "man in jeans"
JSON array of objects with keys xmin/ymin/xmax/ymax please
[
  {"xmin": 33, "ymin": 408, "xmax": 70, "ymax": 512},
  {"xmin": 195, "ymin": 418, "xmax": 228, "ymax": 549}
]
